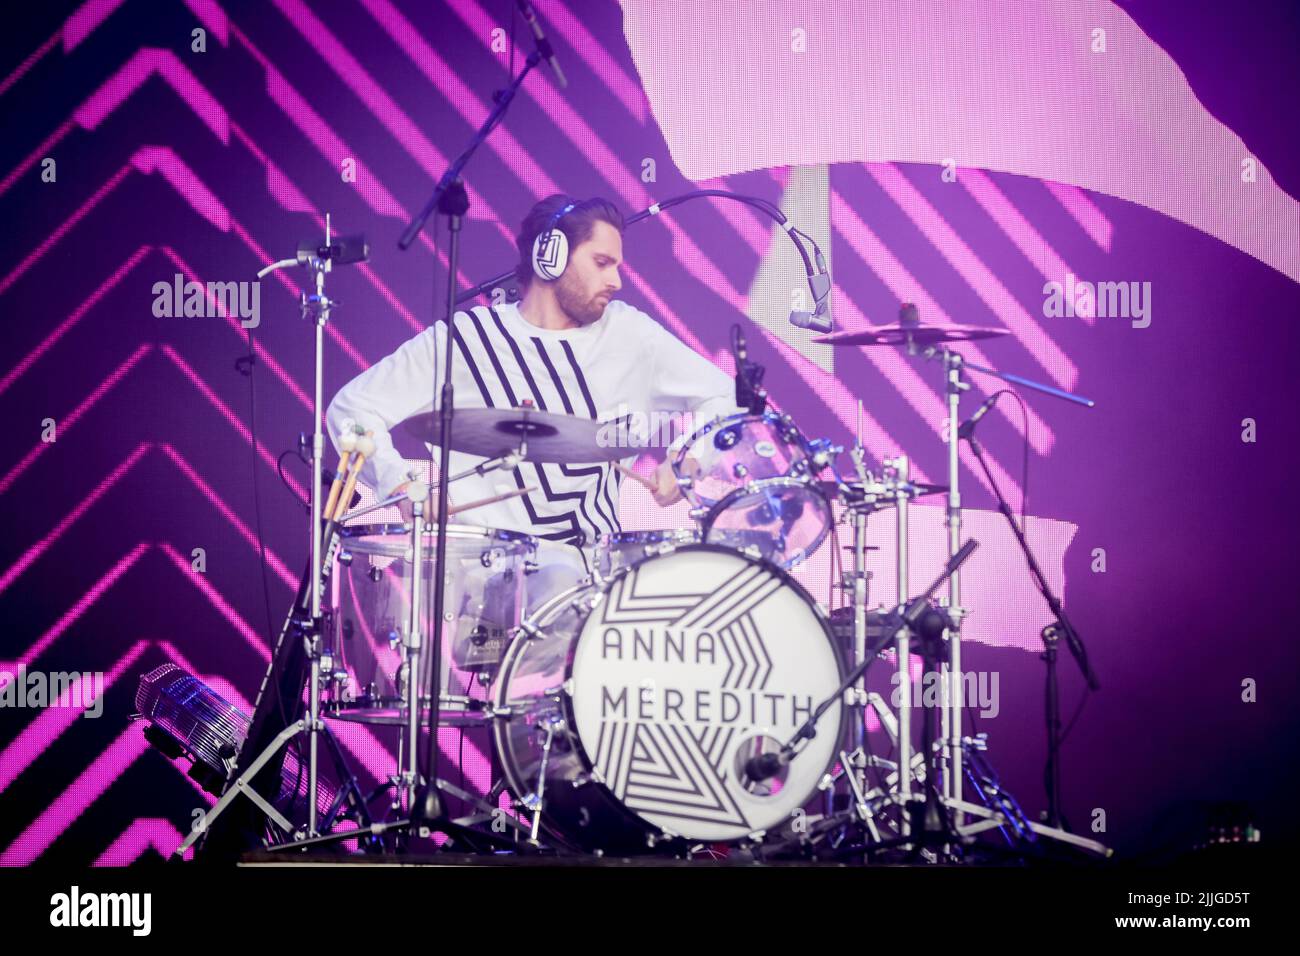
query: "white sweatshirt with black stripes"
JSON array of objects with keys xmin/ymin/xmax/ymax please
[{"xmin": 326, "ymin": 300, "xmax": 740, "ymax": 548}]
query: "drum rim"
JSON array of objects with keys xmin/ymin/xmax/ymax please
[
  {"xmin": 338, "ymin": 522, "xmax": 538, "ymax": 555},
  {"xmin": 674, "ymin": 410, "xmax": 799, "ymax": 454},
  {"xmin": 701, "ymin": 476, "xmax": 833, "ymax": 569},
  {"xmin": 493, "ymin": 542, "xmax": 850, "ymax": 845},
  {"xmin": 672, "ymin": 410, "xmax": 815, "ymax": 509},
  {"xmin": 596, "ymin": 528, "xmax": 700, "ymax": 546}
]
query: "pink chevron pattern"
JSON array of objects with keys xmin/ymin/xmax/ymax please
[{"xmin": 0, "ymin": 0, "xmax": 1118, "ymax": 865}]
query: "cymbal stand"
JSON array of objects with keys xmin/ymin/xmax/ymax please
[
  {"xmin": 294, "ymin": 215, "xmax": 338, "ymax": 835},
  {"xmin": 834, "ymin": 455, "xmax": 918, "ymax": 836},
  {"xmin": 936, "ymin": 346, "xmax": 968, "ymax": 823},
  {"xmin": 398, "ymin": 478, "xmax": 431, "ymax": 815}
]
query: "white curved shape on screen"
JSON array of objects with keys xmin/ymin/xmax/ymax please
[{"xmin": 621, "ymin": 0, "xmax": 1300, "ymax": 284}]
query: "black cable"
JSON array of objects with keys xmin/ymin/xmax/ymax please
[
  {"xmin": 507, "ymin": 0, "xmax": 516, "ymax": 81},
  {"xmin": 1057, "ymin": 684, "xmax": 1092, "ymax": 746},
  {"xmin": 457, "ymin": 189, "xmax": 823, "ymax": 305},
  {"xmin": 995, "ymin": 389, "xmax": 1032, "ymax": 530},
  {"xmin": 278, "ymin": 448, "xmax": 310, "ymax": 511},
  {"xmin": 245, "ymin": 328, "xmax": 277, "ymax": 669}
]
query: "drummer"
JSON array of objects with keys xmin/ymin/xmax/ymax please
[{"xmin": 326, "ymin": 194, "xmax": 742, "ymax": 605}]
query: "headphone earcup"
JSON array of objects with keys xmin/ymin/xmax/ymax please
[{"xmin": 531, "ymin": 227, "xmax": 569, "ymax": 282}]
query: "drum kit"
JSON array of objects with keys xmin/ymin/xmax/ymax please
[
  {"xmin": 152, "ymin": 9, "xmax": 1111, "ymax": 864},
  {"xmin": 171, "ymin": 264, "xmax": 1107, "ymax": 861}
]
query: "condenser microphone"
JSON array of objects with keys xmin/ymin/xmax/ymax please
[
  {"xmin": 789, "ymin": 255, "xmax": 832, "ymax": 332},
  {"xmin": 958, "ymin": 394, "xmax": 1001, "ymax": 439},
  {"xmin": 516, "ymin": 0, "xmax": 568, "ymax": 88}
]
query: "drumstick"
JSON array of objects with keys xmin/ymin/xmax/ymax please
[
  {"xmin": 322, "ymin": 427, "xmax": 361, "ymax": 522},
  {"xmin": 335, "ymin": 433, "xmax": 375, "ymax": 525},
  {"xmin": 613, "ymin": 461, "xmax": 658, "ymax": 493},
  {"xmin": 447, "ymin": 485, "xmax": 537, "ymax": 517}
]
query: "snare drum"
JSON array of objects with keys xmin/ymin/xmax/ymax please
[
  {"xmin": 327, "ymin": 523, "xmax": 536, "ymax": 727},
  {"xmin": 493, "ymin": 543, "xmax": 847, "ymax": 854},
  {"xmin": 673, "ymin": 412, "xmax": 832, "ymax": 567}
]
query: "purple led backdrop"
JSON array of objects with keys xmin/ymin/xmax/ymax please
[{"xmin": 1, "ymin": 0, "xmax": 1297, "ymax": 864}]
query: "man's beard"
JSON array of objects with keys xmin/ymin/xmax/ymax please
[{"xmin": 555, "ymin": 274, "xmax": 608, "ymax": 326}]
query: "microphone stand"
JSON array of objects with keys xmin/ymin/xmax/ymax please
[
  {"xmin": 398, "ymin": 50, "xmax": 543, "ymax": 250},
  {"xmin": 962, "ymin": 419, "xmax": 1099, "ymax": 831},
  {"xmin": 410, "ymin": 180, "xmax": 468, "ymax": 836},
  {"xmin": 395, "ymin": 24, "xmax": 549, "ymax": 842}
]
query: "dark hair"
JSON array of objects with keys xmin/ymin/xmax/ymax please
[{"xmin": 515, "ymin": 194, "xmax": 624, "ymax": 286}]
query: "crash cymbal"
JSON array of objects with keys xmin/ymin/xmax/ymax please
[
  {"xmin": 813, "ymin": 323, "xmax": 1010, "ymax": 347},
  {"xmin": 402, "ymin": 406, "xmax": 624, "ymax": 462}
]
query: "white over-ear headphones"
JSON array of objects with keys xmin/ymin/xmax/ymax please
[{"xmin": 531, "ymin": 201, "xmax": 577, "ymax": 282}]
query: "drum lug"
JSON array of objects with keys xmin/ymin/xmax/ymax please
[
  {"xmin": 523, "ymin": 560, "xmax": 541, "ymax": 575},
  {"xmin": 561, "ymin": 677, "xmax": 575, "ymax": 697},
  {"xmin": 747, "ymin": 829, "xmax": 768, "ymax": 843},
  {"xmin": 515, "ymin": 620, "xmax": 544, "ymax": 641},
  {"xmin": 844, "ymin": 687, "xmax": 868, "ymax": 706}
]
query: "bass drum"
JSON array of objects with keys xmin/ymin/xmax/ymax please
[{"xmin": 493, "ymin": 544, "xmax": 846, "ymax": 854}]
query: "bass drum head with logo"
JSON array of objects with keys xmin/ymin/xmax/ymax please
[{"xmin": 493, "ymin": 544, "xmax": 846, "ymax": 853}]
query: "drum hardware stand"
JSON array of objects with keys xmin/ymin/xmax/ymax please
[
  {"xmin": 190, "ymin": 223, "xmax": 372, "ymax": 859},
  {"xmin": 902, "ymin": 324, "xmax": 1100, "ymax": 857},
  {"xmin": 292, "ymin": 214, "xmax": 347, "ymax": 835},
  {"xmin": 398, "ymin": 478, "xmax": 432, "ymax": 815},
  {"xmin": 177, "ymin": 713, "xmax": 377, "ymax": 858},
  {"xmin": 833, "ymin": 443, "xmax": 920, "ymax": 838},
  {"xmin": 916, "ymin": 332, "xmax": 1091, "ymax": 825},
  {"xmin": 740, "ymin": 540, "xmax": 980, "ymax": 843},
  {"xmin": 264, "ymin": 775, "xmax": 533, "ymax": 855},
  {"xmin": 524, "ymin": 715, "xmax": 564, "ymax": 844},
  {"xmin": 960, "ymin": 733, "xmax": 1035, "ymax": 846}
]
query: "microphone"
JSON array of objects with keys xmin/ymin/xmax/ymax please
[
  {"xmin": 731, "ymin": 324, "xmax": 766, "ymax": 413},
  {"xmin": 957, "ymin": 393, "xmax": 1000, "ymax": 440},
  {"xmin": 731, "ymin": 324, "xmax": 748, "ymax": 408},
  {"xmin": 516, "ymin": 0, "xmax": 567, "ymax": 88},
  {"xmin": 296, "ymin": 235, "xmax": 370, "ymax": 267},
  {"xmin": 789, "ymin": 252, "xmax": 832, "ymax": 332},
  {"xmin": 742, "ymin": 751, "xmax": 785, "ymax": 785}
]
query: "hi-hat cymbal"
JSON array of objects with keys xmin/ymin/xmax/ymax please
[
  {"xmin": 814, "ymin": 323, "xmax": 1010, "ymax": 347},
  {"xmin": 819, "ymin": 478, "xmax": 949, "ymax": 500},
  {"xmin": 403, "ymin": 406, "xmax": 624, "ymax": 463}
]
